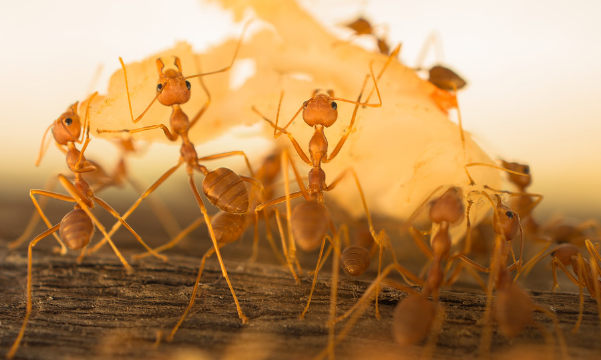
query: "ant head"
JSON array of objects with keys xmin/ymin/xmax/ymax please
[
  {"xmin": 491, "ymin": 194, "xmax": 520, "ymax": 241},
  {"xmin": 52, "ymin": 102, "xmax": 81, "ymax": 145},
  {"xmin": 429, "ymin": 187, "xmax": 464, "ymax": 224},
  {"xmin": 302, "ymin": 91, "xmax": 338, "ymax": 127},
  {"xmin": 501, "ymin": 160, "xmax": 531, "ymax": 188},
  {"xmin": 155, "ymin": 57, "xmax": 192, "ymax": 106}
]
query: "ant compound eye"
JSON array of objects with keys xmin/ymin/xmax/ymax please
[
  {"xmin": 156, "ymin": 83, "xmax": 163, "ymax": 92},
  {"xmin": 331, "ymin": 102, "xmax": 337, "ymax": 110},
  {"xmin": 303, "ymin": 101, "xmax": 308, "ymax": 109},
  {"xmin": 505, "ymin": 211, "xmax": 514, "ymax": 219},
  {"xmin": 185, "ymin": 81, "xmax": 191, "ymax": 90},
  {"xmin": 65, "ymin": 118, "xmax": 73, "ymax": 126},
  {"xmin": 523, "ymin": 166, "xmax": 530, "ymax": 174}
]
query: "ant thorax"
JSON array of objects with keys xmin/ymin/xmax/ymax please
[
  {"xmin": 307, "ymin": 168, "xmax": 326, "ymax": 202},
  {"xmin": 308, "ymin": 126, "xmax": 328, "ymax": 167}
]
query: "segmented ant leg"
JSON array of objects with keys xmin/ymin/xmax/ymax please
[
  {"xmin": 56, "ymin": 175, "xmax": 133, "ymax": 272},
  {"xmin": 197, "ymin": 151, "xmax": 257, "ymax": 178},
  {"xmin": 97, "ymin": 124, "xmax": 179, "ymax": 141},
  {"xmin": 187, "ymin": 171, "xmax": 248, "ymax": 323},
  {"xmin": 532, "ymin": 305, "xmax": 570, "ymax": 360},
  {"xmin": 92, "ymin": 196, "xmax": 168, "ymax": 262},
  {"xmin": 318, "ymin": 267, "xmax": 418, "ymax": 360},
  {"xmin": 133, "ymin": 218, "xmax": 204, "ymax": 261},
  {"xmin": 166, "ymin": 244, "xmax": 222, "ymax": 342},
  {"xmin": 588, "ymin": 251, "xmax": 601, "ymax": 341},
  {"xmin": 6, "ymin": 224, "xmax": 61, "ymax": 359},
  {"xmin": 299, "ymin": 234, "xmax": 329, "ymax": 320},
  {"xmin": 23, "ymin": 188, "xmax": 71, "ymax": 255},
  {"xmin": 464, "ymin": 162, "xmax": 531, "ymax": 186},
  {"xmin": 517, "ymin": 242, "xmax": 553, "ymax": 279},
  {"xmin": 585, "ymin": 239, "xmax": 601, "ymax": 272},
  {"xmin": 9, "ymin": 175, "xmax": 64, "ymax": 253},
  {"xmin": 87, "ymin": 161, "xmax": 185, "ymax": 254},
  {"xmin": 274, "ymin": 210, "xmax": 301, "ymax": 283},
  {"xmin": 256, "ymin": 208, "xmax": 287, "ymax": 266},
  {"xmin": 573, "ymin": 254, "xmax": 587, "ymax": 333},
  {"xmin": 127, "ymin": 175, "xmax": 185, "ymax": 245},
  {"xmin": 327, "ymin": 223, "xmax": 341, "ymax": 360}
]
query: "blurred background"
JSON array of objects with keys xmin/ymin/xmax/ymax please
[{"xmin": 1, "ymin": 0, "xmax": 600, "ymax": 241}]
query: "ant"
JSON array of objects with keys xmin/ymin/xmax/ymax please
[
  {"xmin": 338, "ymin": 16, "xmax": 391, "ymax": 55},
  {"xmin": 458, "ymin": 192, "xmax": 569, "ymax": 358},
  {"xmin": 131, "ymin": 149, "xmax": 287, "ymax": 264},
  {"xmin": 521, "ymin": 241, "xmax": 601, "ymax": 334},
  {"xmin": 96, "ymin": 25, "xmax": 258, "ymax": 332},
  {"xmin": 414, "ymin": 32, "xmax": 467, "ymax": 112},
  {"xmin": 6, "ymin": 95, "xmax": 165, "ymax": 359},
  {"xmin": 8, "ymin": 136, "xmax": 183, "ymax": 255}
]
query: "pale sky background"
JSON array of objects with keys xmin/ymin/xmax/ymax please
[{"xmin": 0, "ymin": 0, "xmax": 600, "ymax": 224}]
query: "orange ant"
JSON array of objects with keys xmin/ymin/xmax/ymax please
[
  {"xmin": 338, "ymin": 16, "xmax": 391, "ymax": 55},
  {"xmin": 459, "ymin": 192, "xmax": 569, "ymax": 358},
  {"xmin": 6, "ymin": 95, "xmax": 166, "ymax": 359},
  {"xmin": 520, "ymin": 241, "xmax": 601, "ymax": 335},
  {"xmin": 414, "ymin": 32, "xmax": 467, "ymax": 114},
  {"xmin": 252, "ymin": 56, "xmax": 417, "ymax": 358},
  {"xmin": 131, "ymin": 149, "xmax": 287, "ymax": 265},
  {"xmin": 8, "ymin": 136, "xmax": 183, "ymax": 254},
  {"xmin": 95, "ymin": 26, "xmax": 258, "ymax": 333}
]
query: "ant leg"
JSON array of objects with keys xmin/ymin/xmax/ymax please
[
  {"xmin": 97, "ymin": 124, "xmax": 178, "ymax": 142},
  {"xmin": 410, "ymin": 226, "xmax": 434, "ymax": 258},
  {"xmin": 326, "ymin": 222, "xmax": 342, "ymax": 360},
  {"xmin": 318, "ymin": 266, "xmax": 419, "ymax": 360},
  {"xmin": 573, "ymin": 254, "xmax": 587, "ymax": 333},
  {"xmin": 187, "ymin": 171, "xmax": 247, "ymax": 323},
  {"xmin": 274, "ymin": 210, "xmax": 301, "ymax": 283},
  {"xmin": 92, "ymin": 196, "xmax": 168, "ymax": 262},
  {"xmin": 518, "ymin": 242, "xmax": 554, "ymax": 280},
  {"xmin": 585, "ymin": 239, "xmax": 601, "ymax": 274},
  {"xmin": 422, "ymin": 303, "xmax": 446, "ymax": 360},
  {"xmin": 257, "ymin": 209, "xmax": 287, "ymax": 266},
  {"xmin": 87, "ymin": 161, "xmax": 184, "ymax": 254},
  {"xmin": 197, "ymin": 151, "xmax": 256, "ymax": 178},
  {"xmin": 252, "ymin": 102, "xmax": 311, "ymax": 165},
  {"xmin": 551, "ymin": 258, "xmax": 581, "ymax": 289},
  {"xmin": 299, "ymin": 236, "xmax": 328, "ymax": 319},
  {"xmin": 324, "ymin": 75, "xmax": 370, "ymax": 163},
  {"xmin": 119, "ymin": 57, "xmax": 162, "ymax": 124},
  {"xmin": 56, "ymin": 175, "xmax": 133, "ymax": 272},
  {"xmin": 465, "ymin": 162, "xmax": 531, "ymax": 186},
  {"xmin": 533, "ymin": 305, "xmax": 570, "ymax": 360},
  {"xmin": 166, "ymin": 244, "xmax": 221, "ymax": 342},
  {"xmin": 22, "ymin": 188, "xmax": 72, "ymax": 255},
  {"xmin": 6, "ymin": 224, "xmax": 61, "ymax": 359},
  {"xmin": 588, "ymin": 253, "xmax": 601, "ymax": 341},
  {"xmin": 128, "ymin": 176, "xmax": 184, "ymax": 245},
  {"xmin": 133, "ymin": 218, "xmax": 204, "ymax": 260},
  {"xmin": 9, "ymin": 175, "xmax": 62, "ymax": 252}
]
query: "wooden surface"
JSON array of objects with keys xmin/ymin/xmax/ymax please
[{"xmin": 0, "ymin": 199, "xmax": 600, "ymax": 360}]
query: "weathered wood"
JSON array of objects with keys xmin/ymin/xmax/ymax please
[{"xmin": 1, "ymin": 242, "xmax": 600, "ymax": 360}]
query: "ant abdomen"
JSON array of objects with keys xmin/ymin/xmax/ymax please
[
  {"xmin": 202, "ymin": 168, "xmax": 249, "ymax": 214},
  {"xmin": 493, "ymin": 283, "xmax": 534, "ymax": 338},
  {"xmin": 429, "ymin": 65, "xmax": 467, "ymax": 91},
  {"xmin": 291, "ymin": 201, "xmax": 330, "ymax": 252},
  {"xmin": 341, "ymin": 245, "xmax": 370, "ymax": 276},
  {"xmin": 211, "ymin": 212, "xmax": 246, "ymax": 244},
  {"xmin": 429, "ymin": 187, "xmax": 464, "ymax": 224},
  {"xmin": 392, "ymin": 294, "xmax": 436, "ymax": 346},
  {"xmin": 59, "ymin": 208, "xmax": 94, "ymax": 250}
]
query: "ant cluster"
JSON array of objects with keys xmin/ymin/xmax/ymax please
[{"xmin": 3, "ymin": 1, "xmax": 601, "ymax": 359}]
